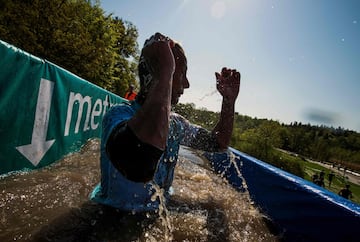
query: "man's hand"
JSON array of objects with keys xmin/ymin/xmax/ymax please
[
  {"xmin": 141, "ymin": 33, "xmax": 176, "ymax": 82},
  {"xmin": 215, "ymin": 67, "xmax": 240, "ymax": 102},
  {"xmin": 212, "ymin": 67, "xmax": 240, "ymax": 149}
]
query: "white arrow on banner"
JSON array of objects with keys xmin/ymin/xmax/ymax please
[{"xmin": 16, "ymin": 78, "xmax": 55, "ymax": 166}]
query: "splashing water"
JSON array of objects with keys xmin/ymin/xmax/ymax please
[
  {"xmin": 150, "ymin": 182, "xmax": 173, "ymax": 242},
  {"xmin": 199, "ymin": 89, "xmax": 217, "ymax": 101},
  {"xmin": 228, "ymin": 150, "xmax": 248, "ymax": 190},
  {"xmin": 0, "ymin": 139, "xmax": 279, "ymax": 241}
]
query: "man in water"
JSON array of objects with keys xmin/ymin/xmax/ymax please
[
  {"xmin": 32, "ymin": 32, "xmax": 240, "ymax": 241},
  {"xmin": 90, "ymin": 32, "xmax": 241, "ymax": 212}
]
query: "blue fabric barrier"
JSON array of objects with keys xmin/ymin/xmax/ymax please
[{"xmin": 204, "ymin": 148, "xmax": 360, "ymax": 242}]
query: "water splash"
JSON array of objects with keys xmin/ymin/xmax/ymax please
[
  {"xmin": 228, "ymin": 150, "xmax": 248, "ymax": 190},
  {"xmin": 199, "ymin": 89, "xmax": 217, "ymax": 101},
  {"xmin": 0, "ymin": 140, "xmax": 278, "ymax": 241},
  {"xmin": 150, "ymin": 182, "xmax": 173, "ymax": 241}
]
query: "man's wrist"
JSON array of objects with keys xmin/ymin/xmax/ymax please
[{"xmin": 222, "ymin": 96, "xmax": 236, "ymax": 105}]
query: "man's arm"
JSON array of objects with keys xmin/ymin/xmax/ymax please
[
  {"xmin": 212, "ymin": 67, "xmax": 241, "ymax": 150},
  {"xmin": 128, "ymin": 33, "xmax": 175, "ymax": 151},
  {"xmin": 106, "ymin": 33, "xmax": 176, "ymax": 182},
  {"xmin": 184, "ymin": 67, "xmax": 240, "ymax": 152}
]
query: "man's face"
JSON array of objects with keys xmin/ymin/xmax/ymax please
[{"xmin": 171, "ymin": 50, "xmax": 189, "ymax": 105}]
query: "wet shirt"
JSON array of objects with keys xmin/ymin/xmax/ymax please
[{"xmin": 90, "ymin": 101, "xmax": 207, "ymax": 212}]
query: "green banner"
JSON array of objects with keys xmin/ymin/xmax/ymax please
[{"xmin": 0, "ymin": 40, "xmax": 125, "ymax": 175}]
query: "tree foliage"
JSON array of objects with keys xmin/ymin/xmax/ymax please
[
  {"xmin": 175, "ymin": 103, "xmax": 360, "ymax": 176},
  {"xmin": 0, "ymin": 0, "xmax": 139, "ymax": 96}
]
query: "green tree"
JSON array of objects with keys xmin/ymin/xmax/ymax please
[
  {"xmin": 0, "ymin": 0, "xmax": 139, "ymax": 95},
  {"xmin": 237, "ymin": 121, "xmax": 281, "ymax": 161}
]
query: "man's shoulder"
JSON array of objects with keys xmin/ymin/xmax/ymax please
[
  {"xmin": 103, "ymin": 102, "xmax": 137, "ymax": 124},
  {"xmin": 102, "ymin": 102, "xmax": 138, "ymax": 139}
]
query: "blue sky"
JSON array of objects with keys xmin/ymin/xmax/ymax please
[{"xmin": 101, "ymin": 0, "xmax": 360, "ymax": 132}]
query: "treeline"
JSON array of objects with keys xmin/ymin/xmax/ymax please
[
  {"xmin": 173, "ymin": 103, "xmax": 360, "ymax": 176},
  {"xmin": 0, "ymin": 0, "xmax": 139, "ymax": 96}
]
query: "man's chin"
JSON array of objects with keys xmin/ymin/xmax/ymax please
[{"xmin": 171, "ymin": 97, "xmax": 180, "ymax": 105}]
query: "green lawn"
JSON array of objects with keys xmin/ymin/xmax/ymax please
[{"xmin": 275, "ymin": 150, "xmax": 360, "ymax": 205}]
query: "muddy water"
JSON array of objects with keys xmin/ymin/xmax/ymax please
[{"xmin": 0, "ymin": 139, "xmax": 278, "ymax": 241}]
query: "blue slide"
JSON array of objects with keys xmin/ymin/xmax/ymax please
[{"xmin": 205, "ymin": 148, "xmax": 360, "ymax": 241}]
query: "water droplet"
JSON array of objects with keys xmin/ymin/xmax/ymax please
[{"xmin": 168, "ymin": 186, "xmax": 174, "ymax": 195}]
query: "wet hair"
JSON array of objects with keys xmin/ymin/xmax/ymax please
[{"xmin": 136, "ymin": 42, "xmax": 185, "ymax": 104}]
